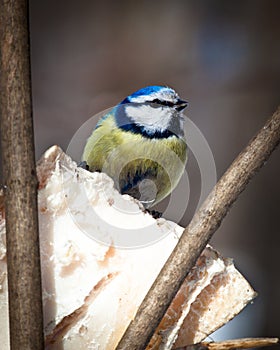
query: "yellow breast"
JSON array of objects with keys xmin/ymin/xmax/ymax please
[{"xmin": 83, "ymin": 113, "xmax": 187, "ymax": 207}]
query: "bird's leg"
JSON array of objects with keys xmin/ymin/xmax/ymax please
[
  {"xmin": 78, "ymin": 161, "xmax": 89, "ymax": 170},
  {"xmin": 145, "ymin": 209, "xmax": 162, "ymax": 219}
]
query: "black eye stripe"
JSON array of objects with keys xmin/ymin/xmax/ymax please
[{"xmin": 151, "ymin": 98, "xmax": 175, "ymax": 107}]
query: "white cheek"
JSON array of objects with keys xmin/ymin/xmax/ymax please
[{"xmin": 125, "ymin": 105, "xmax": 172, "ymax": 132}]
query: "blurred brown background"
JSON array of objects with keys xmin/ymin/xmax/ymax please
[{"xmin": 1, "ymin": 0, "xmax": 280, "ymax": 345}]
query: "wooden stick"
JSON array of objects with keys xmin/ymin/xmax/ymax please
[
  {"xmin": 116, "ymin": 107, "xmax": 280, "ymax": 350},
  {"xmin": 0, "ymin": 0, "xmax": 44, "ymax": 349},
  {"xmin": 198, "ymin": 337, "xmax": 279, "ymax": 350}
]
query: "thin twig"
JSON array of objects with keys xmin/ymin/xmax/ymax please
[
  {"xmin": 197, "ymin": 337, "xmax": 279, "ymax": 350},
  {"xmin": 0, "ymin": 0, "xmax": 44, "ymax": 349},
  {"xmin": 116, "ymin": 107, "xmax": 280, "ymax": 350}
]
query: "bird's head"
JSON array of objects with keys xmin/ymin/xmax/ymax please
[{"xmin": 116, "ymin": 86, "xmax": 188, "ymax": 138}]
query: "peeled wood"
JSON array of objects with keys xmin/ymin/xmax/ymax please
[{"xmin": 0, "ymin": 0, "xmax": 44, "ymax": 349}]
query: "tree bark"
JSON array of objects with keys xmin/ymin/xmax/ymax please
[{"xmin": 0, "ymin": 0, "xmax": 44, "ymax": 349}]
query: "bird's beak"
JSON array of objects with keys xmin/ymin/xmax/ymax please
[{"xmin": 175, "ymin": 99, "xmax": 188, "ymax": 112}]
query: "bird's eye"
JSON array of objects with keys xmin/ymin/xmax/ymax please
[
  {"xmin": 150, "ymin": 99, "xmax": 162, "ymax": 108},
  {"xmin": 150, "ymin": 98, "xmax": 175, "ymax": 108}
]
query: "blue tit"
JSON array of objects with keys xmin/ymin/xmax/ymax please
[{"xmin": 82, "ymin": 86, "xmax": 188, "ymax": 208}]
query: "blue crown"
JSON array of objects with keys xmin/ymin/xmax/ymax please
[{"xmin": 121, "ymin": 86, "xmax": 173, "ymax": 104}]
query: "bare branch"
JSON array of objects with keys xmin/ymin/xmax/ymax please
[
  {"xmin": 195, "ymin": 337, "xmax": 279, "ymax": 350},
  {"xmin": 0, "ymin": 0, "xmax": 44, "ymax": 349},
  {"xmin": 116, "ymin": 107, "xmax": 280, "ymax": 350}
]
